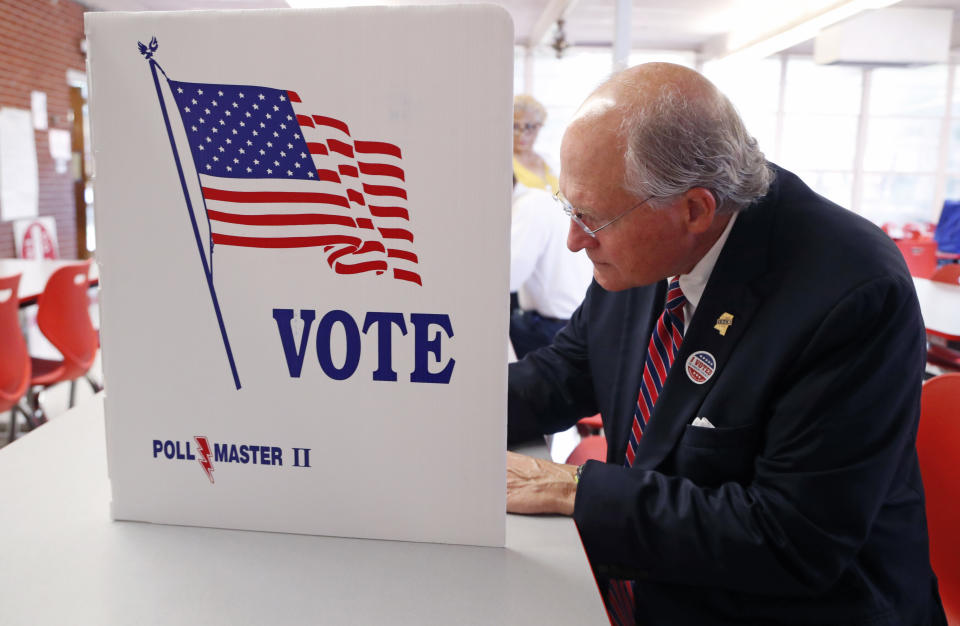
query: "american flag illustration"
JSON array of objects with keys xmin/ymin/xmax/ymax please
[
  {"xmin": 143, "ymin": 38, "xmax": 420, "ymax": 389},
  {"xmin": 167, "ymin": 80, "xmax": 420, "ymax": 285}
]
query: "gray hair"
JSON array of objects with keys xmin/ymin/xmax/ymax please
[{"xmin": 622, "ymin": 83, "xmax": 772, "ymax": 214}]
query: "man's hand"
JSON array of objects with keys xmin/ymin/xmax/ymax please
[{"xmin": 506, "ymin": 451, "xmax": 578, "ymax": 516}]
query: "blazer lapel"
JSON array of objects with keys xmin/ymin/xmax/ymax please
[
  {"xmin": 607, "ymin": 283, "xmax": 664, "ymax": 464},
  {"xmin": 632, "ymin": 281, "xmax": 760, "ymax": 470},
  {"xmin": 631, "ymin": 173, "xmax": 780, "ymax": 471}
]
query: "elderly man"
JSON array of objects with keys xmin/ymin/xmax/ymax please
[{"xmin": 506, "ymin": 63, "xmax": 946, "ymax": 625}]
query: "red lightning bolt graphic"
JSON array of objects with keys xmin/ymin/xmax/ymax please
[{"xmin": 195, "ymin": 436, "xmax": 215, "ymax": 484}]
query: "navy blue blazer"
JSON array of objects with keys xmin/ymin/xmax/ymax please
[{"xmin": 508, "ymin": 166, "xmax": 946, "ymax": 625}]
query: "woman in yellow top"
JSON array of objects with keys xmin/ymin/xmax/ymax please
[{"xmin": 513, "ymin": 94, "xmax": 558, "ymax": 194}]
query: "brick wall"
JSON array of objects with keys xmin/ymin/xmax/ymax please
[{"xmin": 0, "ymin": 0, "xmax": 87, "ymax": 259}]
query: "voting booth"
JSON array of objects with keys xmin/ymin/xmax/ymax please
[{"xmin": 85, "ymin": 7, "xmax": 512, "ymax": 547}]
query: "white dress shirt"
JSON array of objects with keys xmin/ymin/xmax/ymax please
[
  {"xmin": 511, "ymin": 185, "xmax": 594, "ymax": 320},
  {"xmin": 678, "ymin": 212, "xmax": 738, "ymax": 332}
]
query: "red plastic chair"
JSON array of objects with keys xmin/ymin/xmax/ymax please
[
  {"xmin": 566, "ymin": 435, "xmax": 607, "ymax": 465},
  {"xmin": 0, "ymin": 274, "xmax": 36, "ymax": 443},
  {"xmin": 926, "ymin": 265, "xmax": 960, "ymax": 371},
  {"xmin": 576, "ymin": 413, "xmax": 604, "ymax": 436},
  {"xmin": 904, "ymin": 221, "xmax": 936, "ymax": 239},
  {"xmin": 931, "ymin": 264, "xmax": 960, "ymax": 286},
  {"xmin": 917, "ymin": 373, "xmax": 960, "ymax": 623},
  {"xmin": 896, "ymin": 238, "xmax": 938, "ymax": 278},
  {"xmin": 927, "ymin": 344, "xmax": 960, "ymax": 372},
  {"xmin": 28, "ymin": 261, "xmax": 101, "ymax": 416}
]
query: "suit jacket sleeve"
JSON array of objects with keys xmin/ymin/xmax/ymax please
[
  {"xmin": 508, "ymin": 281, "xmax": 600, "ymax": 441},
  {"xmin": 573, "ymin": 273, "xmax": 926, "ymax": 596}
]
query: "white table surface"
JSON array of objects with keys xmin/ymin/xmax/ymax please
[
  {"xmin": 0, "ymin": 395, "xmax": 606, "ymax": 625},
  {"xmin": 914, "ymin": 277, "xmax": 960, "ymax": 341},
  {"xmin": 0, "ymin": 257, "xmax": 99, "ymax": 304}
]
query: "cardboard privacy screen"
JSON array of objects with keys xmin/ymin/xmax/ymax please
[{"xmin": 86, "ymin": 6, "xmax": 512, "ymax": 546}]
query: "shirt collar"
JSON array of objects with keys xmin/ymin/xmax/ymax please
[{"xmin": 678, "ymin": 211, "xmax": 738, "ymax": 312}]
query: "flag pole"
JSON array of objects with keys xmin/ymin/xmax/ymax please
[{"xmin": 141, "ymin": 39, "xmax": 242, "ymax": 390}]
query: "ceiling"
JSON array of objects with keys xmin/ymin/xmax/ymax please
[{"xmin": 79, "ymin": 0, "xmax": 960, "ymax": 57}]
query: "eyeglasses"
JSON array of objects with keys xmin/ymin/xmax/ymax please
[
  {"xmin": 513, "ymin": 122, "xmax": 542, "ymax": 133},
  {"xmin": 554, "ymin": 189, "xmax": 653, "ymax": 238}
]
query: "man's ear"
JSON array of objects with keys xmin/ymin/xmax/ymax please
[{"xmin": 682, "ymin": 187, "xmax": 718, "ymax": 234}]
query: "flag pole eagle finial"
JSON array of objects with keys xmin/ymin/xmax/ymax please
[
  {"xmin": 141, "ymin": 41, "xmax": 242, "ymax": 389},
  {"xmin": 138, "ymin": 36, "xmax": 158, "ymax": 59}
]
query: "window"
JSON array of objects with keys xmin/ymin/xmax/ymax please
[
  {"xmin": 518, "ymin": 48, "xmax": 698, "ymax": 175},
  {"xmin": 780, "ymin": 57, "xmax": 861, "ymax": 209},
  {"xmin": 708, "ymin": 56, "xmax": 954, "ymax": 224},
  {"xmin": 704, "ymin": 57, "xmax": 781, "ymax": 157},
  {"xmin": 862, "ymin": 64, "xmax": 950, "ymax": 225},
  {"xmin": 528, "ymin": 47, "xmax": 612, "ymax": 172},
  {"xmin": 627, "ymin": 50, "xmax": 696, "ymax": 68},
  {"xmin": 515, "ymin": 48, "xmax": 959, "ymax": 226}
]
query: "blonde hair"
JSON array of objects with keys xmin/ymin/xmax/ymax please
[{"xmin": 513, "ymin": 94, "xmax": 547, "ymax": 125}]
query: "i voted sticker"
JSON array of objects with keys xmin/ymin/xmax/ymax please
[{"xmin": 685, "ymin": 351, "xmax": 716, "ymax": 385}]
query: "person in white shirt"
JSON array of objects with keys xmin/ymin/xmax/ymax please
[{"xmin": 510, "ymin": 181, "xmax": 593, "ymax": 359}]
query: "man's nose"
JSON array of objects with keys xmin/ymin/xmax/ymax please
[{"xmin": 567, "ymin": 220, "xmax": 595, "ymax": 252}]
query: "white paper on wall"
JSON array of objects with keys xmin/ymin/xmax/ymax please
[
  {"xmin": 48, "ymin": 128, "xmax": 72, "ymax": 174},
  {"xmin": 0, "ymin": 108, "xmax": 39, "ymax": 222},
  {"xmin": 31, "ymin": 91, "xmax": 48, "ymax": 130},
  {"xmin": 86, "ymin": 6, "xmax": 513, "ymax": 547}
]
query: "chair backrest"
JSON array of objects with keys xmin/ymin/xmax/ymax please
[
  {"xmin": 895, "ymin": 238, "xmax": 938, "ymax": 278},
  {"xmin": 930, "ymin": 264, "xmax": 960, "ymax": 286},
  {"xmin": 934, "ymin": 199, "xmax": 960, "ymax": 254},
  {"xmin": 36, "ymin": 261, "xmax": 97, "ymax": 381},
  {"xmin": 917, "ymin": 373, "xmax": 960, "ymax": 622},
  {"xmin": 566, "ymin": 435, "xmax": 608, "ymax": 465},
  {"xmin": 904, "ymin": 221, "xmax": 936, "ymax": 239},
  {"xmin": 0, "ymin": 274, "xmax": 30, "ymax": 412},
  {"xmin": 576, "ymin": 413, "xmax": 604, "ymax": 436}
]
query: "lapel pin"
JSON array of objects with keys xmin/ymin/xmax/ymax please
[
  {"xmin": 685, "ymin": 351, "xmax": 716, "ymax": 385},
  {"xmin": 714, "ymin": 312, "xmax": 734, "ymax": 336}
]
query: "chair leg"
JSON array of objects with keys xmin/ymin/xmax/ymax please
[
  {"xmin": 26, "ymin": 388, "xmax": 46, "ymax": 425},
  {"xmin": 69, "ymin": 380, "xmax": 77, "ymax": 409},
  {"xmin": 8, "ymin": 404, "xmax": 39, "ymax": 443},
  {"xmin": 86, "ymin": 375, "xmax": 103, "ymax": 394},
  {"xmin": 14, "ymin": 404, "xmax": 39, "ymax": 431}
]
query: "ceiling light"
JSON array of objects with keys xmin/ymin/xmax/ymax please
[
  {"xmin": 715, "ymin": 0, "xmax": 902, "ymax": 64},
  {"xmin": 286, "ymin": 0, "xmax": 391, "ymax": 8}
]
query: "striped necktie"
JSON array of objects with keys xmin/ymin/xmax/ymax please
[
  {"xmin": 625, "ymin": 277, "xmax": 686, "ymax": 468},
  {"xmin": 607, "ymin": 277, "xmax": 686, "ymax": 626}
]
